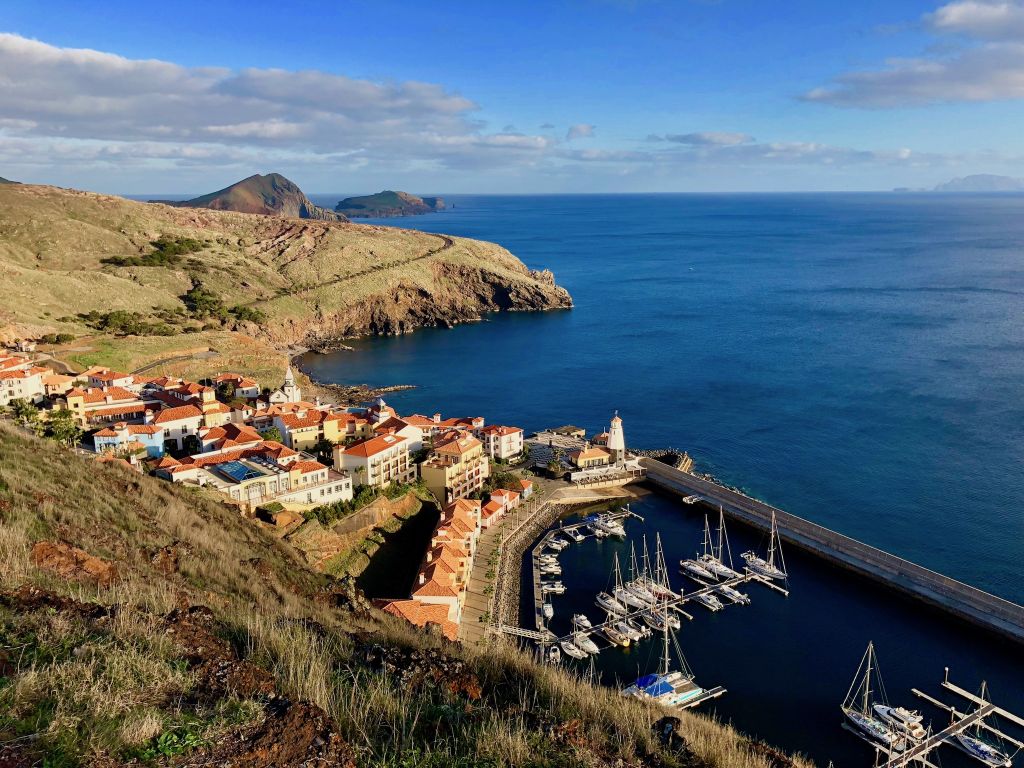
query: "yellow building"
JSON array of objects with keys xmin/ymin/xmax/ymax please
[{"xmin": 420, "ymin": 433, "xmax": 489, "ymax": 503}]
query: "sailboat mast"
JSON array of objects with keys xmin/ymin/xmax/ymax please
[
  {"xmin": 863, "ymin": 642, "xmax": 874, "ymax": 714},
  {"xmin": 716, "ymin": 507, "xmax": 724, "ymax": 562},
  {"xmin": 767, "ymin": 512, "xmax": 777, "ymax": 569},
  {"xmin": 661, "ymin": 614, "xmax": 670, "ymax": 676}
]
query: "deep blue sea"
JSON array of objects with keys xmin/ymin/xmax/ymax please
[{"xmin": 303, "ymin": 194, "xmax": 1024, "ymax": 764}]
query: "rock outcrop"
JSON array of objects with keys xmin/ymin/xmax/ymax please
[
  {"xmin": 157, "ymin": 172, "xmax": 347, "ymax": 221},
  {"xmin": 335, "ymin": 190, "xmax": 445, "ymax": 218}
]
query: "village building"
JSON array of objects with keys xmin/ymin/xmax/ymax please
[
  {"xmin": 375, "ymin": 599, "xmax": 458, "ymax": 641},
  {"xmin": 92, "ymin": 422, "xmax": 165, "ymax": 457},
  {"xmin": 273, "ymin": 408, "xmax": 351, "ymax": 451},
  {"xmin": 41, "ymin": 373, "xmax": 76, "ymax": 397},
  {"xmin": 476, "ymin": 424, "xmax": 524, "ymax": 462},
  {"xmin": 197, "ymin": 422, "xmax": 264, "ymax": 452},
  {"xmin": 267, "ymin": 366, "xmax": 301, "ymax": 404},
  {"xmin": 489, "ymin": 487, "xmax": 521, "ymax": 512},
  {"xmin": 157, "ymin": 441, "xmax": 352, "ymax": 511},
  {"xmin": 333, "ymin": 433, "xmax": 415, "ymax": 488},
  {"xmin": 63, "ymin": 386, "xmax": 154, "ymax": 427},
  {"xmin": 148, "ymin": 404, "xmax": 204, "ymax": 452},
  {"xmin": 409, "ymin": 499, "xmax": 481, "ymax": 623},
  {"xmin": 212, "ymin": 373, "xmax": 261, "ymax": 399},
  {"xmin": 0, "ymin": 357, "xmax": 47, "ymax": 406},
  {"xmin": 373, "ymin": 416, "xmax": 425, "ymax": 452},
  {"xmin": 569, "ymin": 445, "xmax": 612, "ymax": 469},
  {"xmin": 419, "ymin": 432, "xmax": 489, "ymax": 503}
]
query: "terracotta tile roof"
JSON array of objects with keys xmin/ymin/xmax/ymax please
[
  {"xmin": 0, "ymin": 356, "xmax": 30, "ymax": 371},
  {"xmin": 340, "ymin": 433, "xmax": 407, "ymax": 458},
  {"xmin": 213, "ymin": 373, "xmax": 259, "ymax": 388},
  {"xmin": 88, "ymin": 404, "xmax": 148, "ymax": 418},
  {"xmin": 152, "ymin": 404, "xmax": 203, "ymax": 424},
  {"xmin": 68, "ymin": 386, "xmax": 139, "ymax": 403},
  {"xmin": 412, "ymin": 575, "xmax": 459, "ymax": 599},
  {"xmin": 402, "ymin": 414, "xmax": 437, "ymax": 427},
  {"xmin": 280, "ymin": 410, "xmax": 331, "ymax": 429},
  {"xmin": 155, "ymin": 456, "xmax": 181, "ymax": 468},
  {"xmin": 571, "ymin": 446, "xmax": 611, "ymax": 462},
  {"xmin": 479, "ymin": 424, "xmax": 523, "ymax": 436},
  {"xmin": 518, "ymin": 479, "xmax": 534, "ymax": 490},
  {"xmin": 91, "ymin": 370, "xmax": 131, "ymax": 382},
  {"xmin": 0, "ymin": 369, "xmax": 43, "ymax": 380},
  {"xmin": 290, "ymin": 460, "xmax": 327, "ymax": 474},
  {"xmin": 377, "ymin": 600, "xmax": 458, "ymax": 640},
  {"xmin": 374, "ymin": 416, "xmax": 412, "ymax": 433},
  {"xmin": 93, "ymin": 427, "xmax": 119, "ymax": 437},
  {"xmin": 482, "ymin": 500, "xmax": 503, "ymax": 517},
  {"xmin": 433, "ymin": 434, "xmax": 481, "ymax": 455},
  {"xmin": 491, "ymin": 489, "xmax": 520, "ymax": 502}
]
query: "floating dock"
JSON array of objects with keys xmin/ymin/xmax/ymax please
[{"xmin": 640, "ymin": 458, "xmax": 1024, "ymax": 645}]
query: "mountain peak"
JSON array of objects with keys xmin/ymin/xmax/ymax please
[{"xmin": 156, "ymin": 172, "xmax": 347, "ymax": 221}]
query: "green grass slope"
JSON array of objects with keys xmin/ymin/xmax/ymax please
[{"xmin": 0, "ymin": 422, "xmax": 811, "ymax": 768}]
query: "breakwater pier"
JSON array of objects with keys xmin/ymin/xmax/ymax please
[{"xmin": 640, "ymin": 457, "xmax": 1024, "ymax": 645}]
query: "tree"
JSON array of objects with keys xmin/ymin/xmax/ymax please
[
  {"xmin": 259, "ymin": 426, "xmax": 283, "ymax": 444},
  {"xmin": 10, "ymin": 398, "xmax": 38, "ymax": 426},
  {"xmin": 313, "ymin": 438, "xmax": 335, "ymax": 465},
  {"xmin": 182, "ymin": 434, "xmax": 202, "ymax": 455},
  {"xmin": 215, "ymin": 381, "xmax": 236, "ymax": 402},
  {"xmin": 45, "ymin": 409, "xmax": 82, "ymax": 447}
]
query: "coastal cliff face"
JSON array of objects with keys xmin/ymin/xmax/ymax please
[{"xmin": 0, "ymin": 182, "xmax": 570, "ymax": 355}]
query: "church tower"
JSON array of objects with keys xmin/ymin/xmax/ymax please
[
  {"xmin": 282, "ymin": 365, "xmax": 301, "ymax": 404},
  {"xmin": 607, "ymin": 411, "xmax": 626, "ymax": 464}
]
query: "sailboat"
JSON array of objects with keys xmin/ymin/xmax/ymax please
[
  {"xmin": 626, "ymin": 543, "xmax": 658, "ymax": 605},
  {"xmin": 622, "ymin": 604, "xmax": 713, "ymax": 709},
  {"xmin": 650, "ymin": 534, "xmax": 680, "ymax": 600},
  {"xmin": 613, "ymin": 553, "xmax": 648, "ymax": 609},
  {"xmin": 742, "ymin": 512, "xmax": 787, "ymax": 580},
  {"xmin": 947, "ymin": 682, "xmax": 1014, "ymax": 767},
  {"xmin": 700, "ymin": 507, "xmax": 742, "ymax": 579},
  {"xmin": 841, "ymin": 642, "xmax": 907, "ymax": 754},
  {"xmin": 560, "ymin": 638, "xmax": 588, "ymax": 660},
  {"xmin": 573, "ymin": 631, "xmax": 601, "ymax": 655}
]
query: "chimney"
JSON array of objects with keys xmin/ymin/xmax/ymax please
[{"xmin": 433, "ymin": 413, "xmax": 441, "ymax": 423}]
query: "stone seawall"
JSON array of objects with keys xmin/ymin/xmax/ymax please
[{"xmin": 640, "ymin": 458, "xmax": 1024, "ymax": 644}]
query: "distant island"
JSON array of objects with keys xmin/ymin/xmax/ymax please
[
  {"xmin": 335, "ymin": 190, "xmax": 446, "ymax": 218},
  {"xmin": 0, "ymin": 175, "xmax": 17, "ymax": 184},
  {"xmin": 153, "ymin": 172, "xmax": 347, "ymax": 221},
  {"xmin": 895, "ymin": 174, "xmax": 1024, "ymax": 193}
]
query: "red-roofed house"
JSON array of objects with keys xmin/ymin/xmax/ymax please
[
  {"xmin": 93, "ymin": 422, "xmax": 166, "ymax": 457},
  {"xmin": 489, "ymin": 488, "xmax": 521, "ymax": 512},
  {"xmin": 476, "ymin": 424, "xmax": 524, "ymax": 461},
  {"xmin": 0, "ymin": 360, "xmax": 46, "ymax": 406},
  {"xmin": 63, "ymin": 386, "xmax": 154, "ymax": 426},
  {"xmin": 420, "ymin": 433, "xmax": 489, "ymax": 503},
  {"xmin": 149, "ymin": 404, "xmax": 204, "ymax": 451},
  {"xmin": 333, "ymin": 433, "xmax": 414, "ymax": 488},
  {"xmin": 373, "ymin": 416, "xmax": 424, "ymax": 452},
  {"xmin": 376, "ymin": 599, "xmax": 458, "ymax": 641}
]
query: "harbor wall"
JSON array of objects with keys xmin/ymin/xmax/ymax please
[{"xmin": 639, "ymin": 458, "xmax": 1024, "ymax": 645}]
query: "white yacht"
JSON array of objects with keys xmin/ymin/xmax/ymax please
[
  {"xmin": 560, "ymin": 639, "xmax": 588, "ymax": 659},
  {"xmin": 573, "ymin": 631, "xmax": 601, "ymax": 655},
  {"xmin": 596, "ymin": 591, "xmax": 627, "ymax": 615},
  {"xmin": 693, "ymin": 591, "xmax": 724, "ymax": 611},
  {"xmin": 572, "ymin": 613, "xmax": 593, "ymax": 630},
  {"xmin": 680, "ymin": 559, "xmax": 715, "ymax": 581},
  {"xmin": 873, "ymin": 705, "xmax": 927, "ymax": 741},
  {"xmin": 841, "ymin": 643, "xmax": 908, "ymax": 754},
  {"xmin": 742, "ymin": 512, "xmax": 787, "ymax": 580}
]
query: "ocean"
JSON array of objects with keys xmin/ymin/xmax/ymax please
[{"xmin": 302, "ymin": 193, "xmax": 1024, "ymax": 764}]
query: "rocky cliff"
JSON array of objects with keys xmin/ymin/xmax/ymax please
[
  {"xmin": 335, "ymin": 190, "xmax": 445, "ymax": 218},
  {"xmin": 157, "ymin": 172, "xmax": 346, "ymax": 221}
]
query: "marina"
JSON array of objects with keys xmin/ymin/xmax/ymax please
[{"xmin": 512, "ymin": 489, "xmax": 1024, "ymax": 765}]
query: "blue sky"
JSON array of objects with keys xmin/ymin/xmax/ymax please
[{"xmin": 3, "ymin": 0, "xmax": 1024, "ymax": 192}]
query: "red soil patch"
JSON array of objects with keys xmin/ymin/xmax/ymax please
[{"xmin": 30, "ymin": 540, "xmax": 117, "ymax": 586}]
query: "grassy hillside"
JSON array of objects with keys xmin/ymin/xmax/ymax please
[
  {"xmin": 0, "ymin": 182, "xmax": 570, "ymax": 383},
  {"xmin": 0, "ymin": 421, "xmax": 810, "ymax": 768}
]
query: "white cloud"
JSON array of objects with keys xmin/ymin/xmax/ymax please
[
  {"xmin": 657, "ymin": 131, "xmax": 754, "ymax": 146},
  {"xmin": 566, "ymin": 124, "xmax": 596, "ymax": 140},
  {"xmin": 928, "ymin": 0, "xmax": 1024, "ymax": 39},
  {"xmin": 0, "ymin": 32, "xmax": 550, "ymax": 173},
  {"xmin": 806, "ymin": 1, "xmax": 1024, "ymax": 106}
]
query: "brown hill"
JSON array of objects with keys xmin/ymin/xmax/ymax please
[{"xmin": 158, "ymin": 172, "xmax": 346, "ymax": 221}]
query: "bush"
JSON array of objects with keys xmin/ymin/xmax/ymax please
[
  {"xmin": 76, "ymin": 310, "xmax": 179, "ymax": 337},
  {"xmin": 229, "ymin": 305, "xmax": 267, "ymax": 324},
  {"xmin": 101, "ymin": 235, "xmax": 205, "ymax": 268},
  {"xmin": 182, "ymin": 284, "xmax": 224, "ymax": 318}
]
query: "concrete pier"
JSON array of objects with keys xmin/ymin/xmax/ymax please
[{"xmin": 640, "ymin": 458, "xmax": 1024, "ymax": 645}]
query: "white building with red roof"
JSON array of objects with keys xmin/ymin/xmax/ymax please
[
  {"xmin": 148, "ymin": 404, "xmax": 204, "ymax": 451},
  {"xmin": 476, "ymin": 424, "xmax": 524, "ymax": 462},
  {"xmin": 333, "ymin": 433, "xmax": 414, "ymax": 488},
  {"xmin": 0, "ymin": 357, "xmax": 47, "ymax": 406}
]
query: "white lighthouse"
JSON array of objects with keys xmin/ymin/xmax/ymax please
[{"xmin": 607, "ymin": 411, "xmax": 626, "ymax": 464}]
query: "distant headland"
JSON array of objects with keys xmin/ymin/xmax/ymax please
[{"xmin": 335, "ymin": 190, "xmax": 446, "ymax": 218}]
